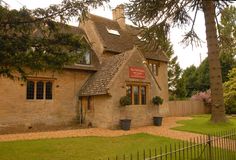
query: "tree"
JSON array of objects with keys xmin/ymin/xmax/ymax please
[
  {"xmin": 196, "ymin": 58, "xmax": 210, "ymax": 91},
  {"xmin": 224, "ymin": 68, "xmax": 236, "ymax": 114},
  {"xmin": 183, "ymin": 6, "xmax": 236, "ymax": 93},
  {"xmin": 0, "ymin": 0, "xmax": 108, "ymax": 79},
  {"xmin": 161, "ymin": 41, "xmax": 182, "ymax": 100},
  {"xmin": 126, "ymin": 0, "xmax": 232, "ymax": 122},
  {"xmin": 175, "ymin": 77, "xmax": 187, "ymax": 99},
  {"xmin": 180, "ymin": 65, "xmax": 198, "ymax": 97},
  {"xmin": 219, "ymin": 6, "xmax": 236, "ymax": 82}
]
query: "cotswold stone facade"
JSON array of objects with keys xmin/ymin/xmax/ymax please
[{"xmin": 0, "ymin": 5, "xmax": 169, "ymax": 131}]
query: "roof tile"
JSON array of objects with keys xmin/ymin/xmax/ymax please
[
  {"xmin": 88, "ymin": 14, "xmax": 168, "ymax": 62},
  {"xmin": 79, "ymin": 51, "xmax": 129, "ymax": 96}
]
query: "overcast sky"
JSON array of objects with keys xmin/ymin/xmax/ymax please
[{"xmin": 4, "ymin": 0, "xmax": 235, "ymax": 69}]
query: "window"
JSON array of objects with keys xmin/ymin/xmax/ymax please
[
  {"xmin": 133, "ymin": 85, "xmax": 139, "ymax": 105},
  {"xmin": 106, "ymin": 27, "xmax": 120, "ymax": 36},
  {"xmin": 26, "ymin": 80, "xmax": 53, "ymax": 100},
  {"xmin": 46, "ymin": 82, "xmax": 53, "ymax": 99},
  {"xmin": 153, "ymin": 64, "xmax": 157, "ymax": 75},
  {"xmin": 77, "ymin": 51, "xmax": 91, "ymax": 65},
  {"xmin": 141, "ymin": 86, "xmax": 146, "ymax": 105},
  {"xmin": 36, "ymin": 81, "xmax": 44, "ymax": 99},
  {"xmin": 148, "ymin": 61, "xmax": 159, "ymax": 76},
  {"xmin": 126, "ymin": 84, "xmax": 147, "ymax": 105},
  {"xmin": 149, "ymin": 63, "xmax": 153, "ymax": 72},
  {"xmin": 126, "ymin": 85, "xmax": 132, "ymax": 104},
  {"xmin": 26, "ymin": 81, "xmax": 34, "ymax": 99}
]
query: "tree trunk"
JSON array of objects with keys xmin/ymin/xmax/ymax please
[{"xmin": 202, "ymin": 0, "xmax": 227, "ymax": 123}]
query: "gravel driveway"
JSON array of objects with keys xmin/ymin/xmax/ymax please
[{"xmin": 0, "ymin": 117, "xmax": 201, "ymax": 142}]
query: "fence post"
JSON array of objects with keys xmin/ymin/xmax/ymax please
[{"xmin": 208, "ymin": 134, "xmax": 213, "ymax": 160}]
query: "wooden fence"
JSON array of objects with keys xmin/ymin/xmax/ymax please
[{"xmin": 159, "ymin": 100, "xmax": 210, "ymax": 117}]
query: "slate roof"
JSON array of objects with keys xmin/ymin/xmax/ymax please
[
  {"xmin": 88, "ymin": 14, "xmax": 168, "ymax": 62},
  {"xmin": 79, "ymin": 51, "xmax": 129, "ymax": 96}
]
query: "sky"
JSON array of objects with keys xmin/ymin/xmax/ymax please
[{"xmin": 3, "ymin": 0, "xmax": 234, "ymax": 69}]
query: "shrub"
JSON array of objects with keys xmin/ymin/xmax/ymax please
[
  {"xmin": 152, "ymin": 96, "xmax": 163, "ymax": 105},
  {"xmin": 224, "ymin": 94, "xmax": 236, "ymax": 114},
  {"xmin": 224, "ymin": 68, "xmax": 236, "ymax": 114},
  {"xmin": 191, "ymin": 90, "xmax": 211, "ymax": 106},
  {"xmin": 120, "ymin": 96, "xmax": 131, "ymax": 106}
]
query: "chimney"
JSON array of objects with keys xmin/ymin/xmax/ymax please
[{"xmin": 112, "ymin": 4, "xmax": 126, "ymax": 29}]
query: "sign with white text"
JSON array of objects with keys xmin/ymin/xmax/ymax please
[{"xmin": 129, "ymin": 67, "xmax": 145, "ymax": 79}]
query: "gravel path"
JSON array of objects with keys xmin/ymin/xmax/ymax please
[{"xmin": 0, "ymin": 117, "xmax": 202, "ymax": 142}]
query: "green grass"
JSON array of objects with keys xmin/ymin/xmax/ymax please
[
  {"xmin": 172, "ymin": 114, "xmax": 236, "ymax": 135},
  {"xmin": 0, "ymin": 133, "xmax": 181, "ymax": 160}
]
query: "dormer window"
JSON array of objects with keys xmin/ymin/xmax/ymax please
[
  {"xmin": 77, "ymin": 50, "xmax": 91, "ymax": 65},
  {"xmin": 106, "ymin": 27, "xmax": 120, "ymax": 36}
]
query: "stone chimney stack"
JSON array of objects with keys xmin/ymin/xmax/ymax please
[{"xmin": 112, "ymin": 4, "xmax": 126, "ymax": 29}]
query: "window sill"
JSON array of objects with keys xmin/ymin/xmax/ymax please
[
  {"xmin": 125, "ymin": 104, "xmax": 149, "ymax": 107},
  {"xmin": 26, "ymin": 99, "xmax": 54, "ymax": 102}
]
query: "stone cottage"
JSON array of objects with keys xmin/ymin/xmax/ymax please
[{"xmin": 0, "ymin": 5, "xmax": 168, "ymax": 131}]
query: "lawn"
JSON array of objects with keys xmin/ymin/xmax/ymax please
[
  {"xmin": 0, "ymin": 133, "xmax": 181, "ymax": 160},
  {"xmin": 172, "ymin": 114, "xmax": 236, "ymax": 135}
]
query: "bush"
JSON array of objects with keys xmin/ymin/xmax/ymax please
[
  {"xmin": 191, "ymin": 90, "xmax": 211, "ymax": 106},
  {"xmin": 224, "ymin": 94, "xmax": 236, "ymax": 114},
  {"xmin": 120, "ymin": 96, "xmax": 131, "ymax": 106},
  {"xmin": 231, "ymin": 107, "xmax": 236, "ymax": 114},
  {"xmin": 152, "ymin": 96, "xmax": 163, "ymax": 105},
  {"xmin": 226, "ymin": 105, "xmax": 236, "ymax": 114},
  {"xmin": 224, "ymin": 68, "xmax": 236, "ymax": 114}
]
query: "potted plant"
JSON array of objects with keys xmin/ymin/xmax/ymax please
[
  {"xmin": 152, "ymin": 96, "xmax": 163, "ymax": 126},
  {"xmin": 119, "ymin": 96, "xmax": 132, "ymax": 131},
  {"xmin": 152, "ymin": 96, "xmax": 163, "ymax": 106}
]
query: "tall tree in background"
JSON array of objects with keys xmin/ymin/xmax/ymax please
[
  {"xmin": 126, "ymin": 0, "xmax": 232, "ymax": 122},
  {"xmin": 196, "ymin": 58, "xmax": 210, "ymax": 91},
  {"xmin": 219, "ymin": 6, "xmax": 236, "ymax": 82},
  {"xmin": 164, "ymin": 42, "xmax": 182, "ymax": 99},
  {"xmin": 182, "ymin": 6, "xmax": 236, "ymax": 95},
  {"xmin": 181, "ymin": 65, "xmax": 198, "ymax": 97}
]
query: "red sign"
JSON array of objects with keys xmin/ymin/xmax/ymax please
[{"xmin": 129, "ymin": 67, "xmax": 145, "ymax": 79}]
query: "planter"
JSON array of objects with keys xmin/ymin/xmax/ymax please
[
  {"xmin": 120, "ymin": 119, "xmax": 131, "ymax": 131},
  {"xmin": 153, "ymin": 117, "xmax": 163, "ymax": 126}
]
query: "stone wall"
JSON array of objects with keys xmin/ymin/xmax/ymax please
[
  {"xmin": 155, "ymin": 62, "xmax": 169, "ymax": 102},
  {"xmin": 86, "ymin": 95, "xmax": 114, "ymax": 128},
  {"xmin": 101, "ymin": 49, "xmax": 161, "ymax": 129},
  {"xmin": 0, "ymin": 69, "xmax": 91, "ymax": 130}
]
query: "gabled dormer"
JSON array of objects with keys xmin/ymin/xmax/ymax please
[{"xmin": 62, "ymin": 27, "xmax": 100, "ymax": 71}]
